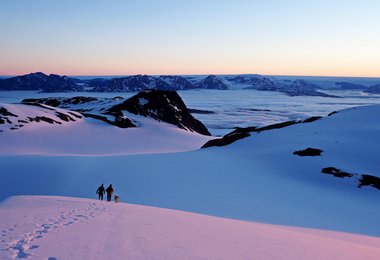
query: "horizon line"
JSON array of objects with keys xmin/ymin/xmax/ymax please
[{"xmin": 1, "ymin": 72, "xmax": 380, "ymax": 79}]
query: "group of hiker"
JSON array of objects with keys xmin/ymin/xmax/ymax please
[{"xmin": 96, "ymin": 184, "xmax": 119, "ymax": 203}]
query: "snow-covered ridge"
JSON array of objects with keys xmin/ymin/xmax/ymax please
[
  {"xmin": 1, "ymin": 196, "xmax": 379, "ymax": 260},
  {"xmin": 0, "ymin": 103, "xmax": 82, "ymax": 132},
  {"xmin": 21, "ymin": 90, "xmax": 211, "ymax": 135},
  {"xmin": 0, "ymin": 91, "xmax": 214, "ymax": 155}
]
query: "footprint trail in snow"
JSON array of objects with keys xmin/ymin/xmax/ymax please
[{"xmin": 0, "ymin": 197, "xmax": 109, "ymax": 259}]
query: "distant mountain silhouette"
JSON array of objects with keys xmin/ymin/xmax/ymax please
[
  {"xmin": 0, "ymin": 72, "xmax": 339, "ymax": 97},
  {"xmin": 0, "ymin": 72, "xmax": 81, "ymax": 92}
]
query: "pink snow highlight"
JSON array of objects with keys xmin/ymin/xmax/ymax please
[{"xmin": 1, "ymin": 196, "xmax": 379, "ymax": 260}]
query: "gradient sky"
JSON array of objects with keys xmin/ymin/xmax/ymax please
[{"xmin": 1, "ymin": 0, "xmax": 379, "ymax": 76}]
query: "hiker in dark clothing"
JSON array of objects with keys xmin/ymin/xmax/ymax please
[
  {"xmin": 106, "ymin": 184, "xmax": 114, "ymax": 202},
  {"xmin": 96, "ymin": 184, "xmax": 105, "ymax": 200}
]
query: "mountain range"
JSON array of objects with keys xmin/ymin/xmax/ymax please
[{"xmin": 0, "ymin": 72, "xmax": 355, "ymax": 97}]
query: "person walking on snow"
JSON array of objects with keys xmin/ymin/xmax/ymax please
[
  {"xmin": 106, "ymin": 184, "xmax": 114, "ymax": 202},
  {"xmin": 96, "ymin": 184, "xmax": 105, "ymax": 200}
]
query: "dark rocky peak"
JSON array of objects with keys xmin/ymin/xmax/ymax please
[
  {"xmin": 197, "ymin": 75, "xmax": 229, "ymax": 90},
  {"xmin": 28, "ymin": 72, "xmax": 49, "ymax": 80},
  {"xmin": 21, "ymin": 91, "xmax": 211, "ymax": 134},
  {"xmin": 0, "ymin": 72, "xmax": 81, "ymax": 92},
  {"xmin": 158, "ymin": 75, "xmax": 194, "ymax": 90},
  {"xmin": 107, "ymin": 90, "xmax": 211, "ymax": 135}
]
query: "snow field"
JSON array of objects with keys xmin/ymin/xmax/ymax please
[{"xmin": 1, "ymin": 196, "xmax": 379, "ymax": 260}]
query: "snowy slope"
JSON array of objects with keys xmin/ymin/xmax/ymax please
[
  {"xmin": 1, "ymin": 105, "xmax": 380, "ymax": 238},
  {"xmin": 0, "ymin": 103, "xmax": 213, "ymax": 155},
  {"xmin": 1, "ymin": 196, "xmax": 379, "ymax": 260}
]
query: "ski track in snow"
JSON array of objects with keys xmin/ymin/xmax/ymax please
[{"xmin": 0, "ymin": 201, "xmax": 108, "ymax": 259}]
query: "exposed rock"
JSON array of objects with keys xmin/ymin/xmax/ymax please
[
  {"xmin": 0, "ymin": 107, "xmax": 18, "ymax": 117},
  {"xmin": 0, "ymin": 107, "xmax": 18, "ymax": 124},
  {"xmin": 0, "ymin": 116, "xmax": 8, "ymax": 124},
  {"xmin": 68, "ymin": 112, "xmax": 83, "ymax": 119},
  {"xmin": 255, "ymin": 121, "xmax": 298, "ymax": 132},
  {"xmin": 188, "ymin": 108, "xmax": 215, "ymax": 114},
  {"xmin": 359, "ymin": 175, "xmax": 380, "ymax": 190},
  {"xmin": 321, "ymin": 167, "xmax": 354, "ymax": 178},
  {"xmin": 202, "ymin": 116, "xmax": 323, "ymax": 148},
  {"xmin": 82, "ymin": 113, "xmax": 135, "ymax": 128},
  {"xmin": 22, "ymin": 92, "xmax": 209, "ymax": 133},
  {"xmin": 27, "ymin": 116, "xmax": 62, "ymax": 125},
  {"xmin": 245, "ymin": 108, "xmax": 272, "ymax": 112},
  {"xmin": 55, "ymin": 112, "xmax": 76, "ymax": 122},
  {"xmin": 23, "ymin": 96, "xmax": 99, "ymax": 107},
  {"xmin": 294, "ymin": 148, "xmax": 323, "ymax": 156},
  {"xmin": 21, "ymin": 102, "xmax": 56, "ymax": 111},
  {"xmin": 201, "ymin": 128, "xmax": 254, "ymax": 148},
  {"xmin": 302, "ymin": 116, "xmax": 322, "ymax": 123},
  {"xmin": 108, "ymin": 90, "xmax": 211, "ymax": 135}
]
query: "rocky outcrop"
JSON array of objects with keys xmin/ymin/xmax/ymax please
[
  {"xmin": 0, "ymin": 107, "xmax": 18, "ymax": 124},
  {"xmin": 359, "ymin": 175, "xmax": 380, "ymax": 190},
  {"xmin": 294, "ymin": 148, "xmax": 323, "ymax": 156},
  {"xmin": 23, "ymin": 96, "xmax": 99, "ymax": 108},
  {"xmin": 202, "ymin": 117, "xmax": 323, "ymax": 148},
  {"xmin": 0, "ymin": 104, "xmax": 83, "ymax": 131},
  {"xmin": 107, "ymin": 90, "xmax": 211, "ymax": 135},
  {"xmin": 321, "ymin": 167, "xmax": 380, "ymax": 191},
  {"xmin": 21, "ymin": 91, "xmax": 211, "ymax": 135},
  {"xmin": 322, "ymin": 167, "xmax": 353, "ymax": 178},
  {"xmin": 22, "ymin": 96, "xmax": 136, "ymax": 129}
]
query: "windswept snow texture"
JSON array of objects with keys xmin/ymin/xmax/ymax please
[
  {"xmin": 0, "ymin": 103, "xmax": 213, "ymax": 155},
  {"xmin": 0, "ymin": 196, "xmax": 379, "ymax": 260}
]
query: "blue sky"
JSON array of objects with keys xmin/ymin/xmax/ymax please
[{"xmin": 1, "ymin": 0, "xmax": 379, "ymax": 76}]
